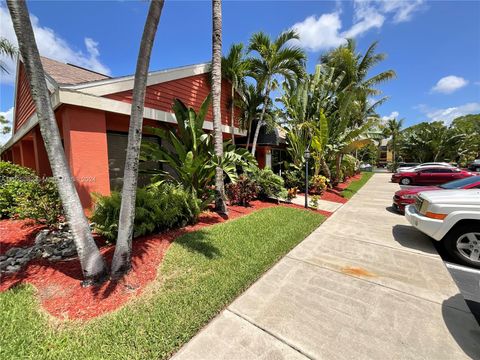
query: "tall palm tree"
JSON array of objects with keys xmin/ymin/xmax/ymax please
[
  {"xmin": 7, "ymin": 0, "xmax": 107, "ymax": 286},
  {"xmin": 111, "ymin": 0, "xmax": 164, "ymax": 279},
  {"xmin": 0, "ymin": 37, "xmax": 17, "ymax": 73},
  {"xmin": 221, "ymin": 43, "xmax": 247, "ymax": 145},
  {"xmin": 238, "ymin": 83, "xmax": 264, "ymax": 149},
  {"xmin": 384, "ymin": 118, "xmax": 404, "ymax": 165},
  {"xmin": 211, "ymin": 0, "xmax": 227, "ymax": 214},
  {"xmin": 321, "ymin": 39, "xmax": 396, "ymax": 98},
  {"xmin": 247, "ymin": 30, "xmax": 306, "ymax": 156}
]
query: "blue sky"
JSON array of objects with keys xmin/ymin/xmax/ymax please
[{"xmin": 1, "ymin": 0, "xmax": 479, "ymax": 144}]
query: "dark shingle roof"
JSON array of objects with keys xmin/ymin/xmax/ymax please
[{"xmin": 40, "ymin": 57, "xmax": 110, "ymax": 85}]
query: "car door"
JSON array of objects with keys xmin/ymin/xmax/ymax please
[
  {"xmin": 433, "ymin": 168, "xmax": 454, "ymax": 184},
  {"xmin": 415, "ymin": 169, "xmax": 434, "ymax": 185}
]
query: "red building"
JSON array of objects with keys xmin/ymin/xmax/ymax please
[{"xmin": 1, "ymin": 57, "xmax": 247, "ymax": 209}]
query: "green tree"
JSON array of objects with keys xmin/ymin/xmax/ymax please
[
  {"xmin": 247, "ymin": 30, "xmax": 306, "ymax": 156},
  {"xmin": 0, "ymin": 37, "xmax": 17, "ymax": 73},
  {"xmin": 383, "ymin": 118, "xmax": 404, "ymax": 165},
  {"xmin": 222, "ymin": 43, "xmax": 248, "ymax": 144}
]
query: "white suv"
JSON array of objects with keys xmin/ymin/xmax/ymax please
[{"xmin": 405, "ymin": 189, "xmax": 480, "ymax": 268}]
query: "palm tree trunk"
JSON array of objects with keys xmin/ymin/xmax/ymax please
[
  {"xmin": 230, "ymin": 84, "xmax": 235, "ymax": 145},
  {"xmin": 335, "ymin": 154, "xmax": 342, "ymax": 184},
  {"xmin": 245, "ymin": 116, "xmax": 252, "ymax": 150},
  {"xmin": 111, "ymin": 0, "xmax": 164, "ymax": 278},
  {"xmin": 212, "ymin": 0, "xmax": 228, "ymax": 215},
  {"xmin": 7, "ymin": 0, "xmax": 107, "ymax": 286},
  {"xmin": 251, "ymin": 85, "xmax": 270, "ymax": 157}
]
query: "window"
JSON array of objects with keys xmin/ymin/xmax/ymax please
[
  {"xmin": 271, "ymin": 149, "xmax": 286, "ymax": 175},
  {"xmin": 107, "ymin": 132, "xmax": 161, "ymax": 190}
]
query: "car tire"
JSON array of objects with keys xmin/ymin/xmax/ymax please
[
  {"xmin": 400, "ymin": 177, "xmax": 411, "ymax": 185},
  {"xmin": 443, "ymin": 224, "xmax": 480, "ymax": 269}
]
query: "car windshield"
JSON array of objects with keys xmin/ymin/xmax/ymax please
[{"xmin": 439, "ymin": 176, "xmax": 480, "ymax": 189}]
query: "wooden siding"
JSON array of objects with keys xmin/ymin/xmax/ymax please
[
  {"xmin": 105, "ymin": 74, "xmax": 241, "ymax": 127},
  {"xmin": 14, "ymin": 63, "xmax": 36, "ymax": 132}
]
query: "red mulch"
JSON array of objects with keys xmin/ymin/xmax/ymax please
[
  {"xmin": 0, "ymin": 200, "xmax": 329, "ymax": 321},
  {"xmin": 0, "ymin": 220, "xmax": 46, "ymax": 254}
]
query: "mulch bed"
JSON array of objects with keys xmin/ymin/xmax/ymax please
[{"xmin": 0, "ymin": 201, "xmax": 329, "ymax": 321}]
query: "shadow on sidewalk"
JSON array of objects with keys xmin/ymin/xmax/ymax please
[
  {"xmin": 391, "ymin": 225, "xmax": 438, "ymax": 255},
  {"xmin": 442, "ymin": 294, "xmax": 480, "ymax": 358}
]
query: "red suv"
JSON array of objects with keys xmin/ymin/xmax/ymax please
[{"xmin": 391, "ymin": 167, "xmax": 473, "ymax": 186}]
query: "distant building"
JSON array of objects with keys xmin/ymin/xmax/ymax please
[{"xmin": 377, "ymin": 138, "xmax": 393, "ymax": 166}]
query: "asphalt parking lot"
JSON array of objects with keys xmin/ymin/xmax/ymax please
[{"xmin": 397, "ymin": 184, "xmax": 480, "ymax": 324}]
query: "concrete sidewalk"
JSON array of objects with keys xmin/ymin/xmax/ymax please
[{"xmin": 173, "ymin": 174, "xmax": 480, "ymax": 360}]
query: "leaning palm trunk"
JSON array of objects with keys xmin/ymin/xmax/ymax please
[
  {"xmin": 212, "ymin": 0, "xmax": 228, "ymax": 214},
  {"xmin": 7, "ymin": 0, "xmax": 107, "ymax": 285},
  {"xmin": 251, "ymin": 85, "xmax": 270, "ymax": 156},
  {"xmin": 321, "ymin": 156, "xmax": 331, "ymax": 181},
  {"xmin": 230, "ymin": 84, "xmax": 235, "ymax": 145},
  {"xmin": 111, "ymin": 0, "xmax": 164, "ymax": 278},
  {"xmin": 246, "ymin": 117, "xmax": 253, "ymax": 150}
]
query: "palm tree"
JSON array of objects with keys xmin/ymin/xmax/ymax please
[
  {"xmin": 321, "ymin": 39, "xmax": 396, "ymax": 98},
  {"xmin": 111, "ymin": 0, "xmax": 164, "ymax": 279},
  {"xmin": 384, "ymin": 118, "xmax": 403, "ymax": 165},
  {"xmin": 7, "ymin": 0, "xmax": 107, "ymax": 285},
  {"xmin": 238, "ymin": 83, "xmax": 264, "ymax": 149},
  {"xmin": 222, "ymin": 43, "xmax": 247, "ymax": 145},
  {"xmin": 0, "ymin": 37, "xmax": 17, "ymax": 73},
  {"xmin": 247, "ymin": 30, "xmax": 306, "ymax": 156},
  {"xmin": 211, "ymin": 0, "xmax": 227, "ymax": 214}
]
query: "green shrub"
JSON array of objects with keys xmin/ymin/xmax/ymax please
[
  {"xmin": 13, "ymin": 178, "xmax": 63, "ymax": 225},
  {"xmin": 283, "ymin": 168, "xmax": 305, "ymax": 189},
  {"xmin": 250, "ymin": 168, "xmax": 285, "ymax": 199},
  {"xmin": 309, "ymin": 175, "xmax": 328, "ymax": 195},
  {"xmin": 90, "ymin": 183, "xmax": 200, "ymax": 242},
  {"xmin": 342, "ymin": 154, "xmax": 357, "ymax": 178},
  {"xmin": 0, "ymin": 161, "xmax": 62, "ymax": 224},
  {"xmin": 226, "ymin": 175, "xmax": 259, "ymax": 206}
]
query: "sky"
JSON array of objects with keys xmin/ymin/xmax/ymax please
[{"xmin": 1, "ymin": 0, "xmax": 479, "ymax": 144}]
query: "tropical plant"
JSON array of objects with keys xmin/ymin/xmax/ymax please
[
  {"xmin": 309, "ymin": 175, "xmax": 328, "ymax": 195},
  {"xmin": 0, "ymin": 37, "xmax": 17, "ymax": 73},
  {"xmin": 225, "ymin": 175, "xmax": 258, "ymax": 206},
  {"xmin": 211, "ymin": 0, "xmax": 228, "ymax": 214},
  {"xmin": 7, "ymin": 0, "xmax": 107, "ymax": 285},
  {"xmin": 141, "ymin": 96, "xmax": 257, "ymax": 209},
  {"xmin": 320, "ymin": 39, "xmax": 396, "ymax": 101},
  {"xmin": 112, "ymin": 0, "xmax": 164, "ymax": 279},
  {"xmin": 249, "ymin": 167, "xmax": 285, "ymax": 199},
  {"xmin": 91, "ymin": 183, "xmax": 200, "ymax": 242},
  {"xmin": 238, "ymin": 83, "xmax": 266, "ymax": 149},
  {"xmin": 383, "ymin": 118, "xmax": 403, "ymax": 165},
  {"xmin": 247, "ymin": 30, "xmax": 306, "ymax": 156},
  {"xmin": 222, "ymin": 43, "xmax": 248, "ymax": 144}
]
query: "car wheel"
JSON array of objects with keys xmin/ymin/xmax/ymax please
[
  {"xmin": 443, "ymin": 224, "xmax": 480, "ymax": 269},
  {"xmin": 400, "ymin": 177, "xmax": 411, "ymax": 185}
]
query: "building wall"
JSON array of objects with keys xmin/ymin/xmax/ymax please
[
  {"xmin": 106, "ymin": 74, "xmax": 241, "ymax": 128},
  {"xmin": 14, "ymin": 63, "xmax": 36, "ymax": 132}
]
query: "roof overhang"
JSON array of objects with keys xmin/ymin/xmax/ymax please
[
  {"xmin": 62, "ymin": 63, "xmax": 211, "ymax": 96},
  {"xmin": 1, "ymin": 87, "xmax": 246, "ymax": 154}
]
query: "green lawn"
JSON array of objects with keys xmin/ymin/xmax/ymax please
[
  {"xmin": 342, "ymin": 172, "xmax": 374, "ymax": 199},
  {"xmin": 0, "ymin": 207, "xmax": 325, "ymax": 360}
]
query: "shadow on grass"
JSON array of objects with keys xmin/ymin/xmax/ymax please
[{"xmin": 175, "ymin": 230, "xmax": 221, "ymax": 259}]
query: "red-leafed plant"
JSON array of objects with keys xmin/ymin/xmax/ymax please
[{"xmin": 226, "ymin": 175, "xmax": 259, "ymax": 206}]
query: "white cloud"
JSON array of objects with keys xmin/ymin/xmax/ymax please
[
  {"xmin": 419, "ymin": 102, "xmax": 480, "ymax": 125},
  {"xmin": 292, "ymin": 0, "xmax": 425, "ymax": 52},
  {"xmin": 0, "ymin": 5, "xmax": 110, "ymax": 84},
  {"xmin": 381, "ymin": 111, "xmax": 399, "ymax": 122},
  {"xmin": 431, "ymin": 75, "xmax": 468, "ymax": 94},
  {"xmin": 0, "ymin": 107, "xmax": 13, "ymax": 145},
  {"xmin": 291, "ymin": 13, "xmax": 345, "ymax": 51}
]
